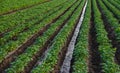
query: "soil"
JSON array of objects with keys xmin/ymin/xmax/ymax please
[
  {"xmin": 88, "ymin": 1, "xmax": 102, "ymax": 73},
  {"xmin": 0, "ymin": 0, "xmax": 78, "ymax": 72},
  {"xmin": 0, "ymin": 1, "xmax": 76, "ymax": 72},
  {"xmin": 96, "ymin": 0, "xmax": 120, "ymax": 65},
  {"xmin": 60, "ymin": 1, "xmax": 88, "ymax": 73},
  {"xmin": 0, "ymin": 2, "xmax": 64, "ymax": 40}
]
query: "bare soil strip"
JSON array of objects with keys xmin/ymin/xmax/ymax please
[
  {"xmin": 0, "ymin": 0, "xmax": 78, "ymax": 71},
  {"xmin": 60, "ymin": 1, "xmax": 88, "ymax": 73},
  {"xmin": 0, "ymin": 0, "xmax": 51, "ymax": 16},
  {"xmin": 96, "ymin": 0, "xmax": 120, "ymax": 65},
  {"xmin": 88, "ymin": 0, "xmax": 102, "ymax": 73}
]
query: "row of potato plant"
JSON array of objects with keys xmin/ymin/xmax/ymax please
[
  {"xmin": 114, "ymin": 0, "xmax": 120, "ymax": 5},
  {"xmin": 97, "ymin": 0, "xmax": 120, "ymax": 42},
  {"xmin": 31, "ymin": 0, "xmax": 85, "ymax": 73},
  {"xmin": 0, "ymin": 0, "xmax": 67, "ymax": 33},
  {"xmin": 0, "ymin": 1, "xmax": 65, "ymax": 45},
  {"xmin": 93, "ymin": 0, "xmax": 120, "ymax": 72},
  {"xmin": 72, "ymin": 0, "xmax": 91, "ymax": 73},
  {"xmin": 0, "ymin": 0, "xmax": 76, "ymax": 63},
  {"xmin": 102, "ymin": 0, "xmax": 120, "ymax": 20},
  {"xmin": 108, "ymin": 0, "xmax": 120, "ymax": 10},
  {"xmin": 5, "ymin": 0, "xmax": 81, "ymax": 72},
  {"xmin": 0, "ymin": 0, "xmax": 49, "ymax": 14}
]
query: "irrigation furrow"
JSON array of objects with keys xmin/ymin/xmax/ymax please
[
  {"xmin": 25, "ymin": 2, "xmax": 81, "ymax": 72},
  {"xmin": 88, "ymin": 0, "xmax": 102, "ymax": 72},
  {"xmin": 28, "ymin": 1, "xmax": 83, "ymax": 73},
  {"xmin": 107, "ymin": 0, "xmax": 120, "ymax": 10},
  {"xmin": 50, "ymin": 1, "xmax": 86, "ymax": 73},
  {"xmin": 0, "ymin": 0, "xmax": 51, "ymax": 16},
  {"xmin": 0, "ymin": 0, "xmax": 78, "ymax": 71},
  {"xmin": 3, "ymin": 0, "xmax": 81, "ymax": 73},
  {"xmin": 0, "ymin": 5, "xmax": 63, "ymax": 45},
  {"xmin": 0, "ymin": 0, "xmax": 68, "ymax": 39},
  {"xmin": 96, "ymin": 0, "xmax": 120, "ymax": 65},
  {"xmin": 102, "ymin": 0, "xmax": 120, "ymax": 22},
  {"xmin": 0, "ymin": 0, "xmax": 69, "ymax": 37},
  {"xmin": 60, "ymin": 1, "xmax": 88, "ymax": 73}
]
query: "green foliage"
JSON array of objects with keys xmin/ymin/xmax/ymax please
[
  {"xmin": 93, "ymin": 0, "xmax": 120, "ymax": 72},
  {"xmin": 108, "ymin": 0, "xmax": 120, "ymax": 10},
  {"xmin": 5, "ymin": 0, "xmax": 83, "ymax": 72},
  {"xmin": 98, "ymin": 0, "xmax": 120, "ymax": 42},
  {"xmin": 31, "ymin": 0, "xmax": 85, "ymax": 73},
  {"xmin": 0, "ymin": 0, "xmax": 71, "ymax": 63},
  {"xmin": 0, "ymin": 0, "xmax": 67, "ymax": 33},
  {"xmin": 102, "ymin": 0, "xmax": 120, "ymax": 20},
  {"xmin": 72, "ymin": 0, "xmax": 91, "ymax": 73},
  {"xmin": 0, "ymin": 0, "xmax": 48, "ymax": 14}
]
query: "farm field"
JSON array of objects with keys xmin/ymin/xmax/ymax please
[{"xmin": 0, "ymin": 0, "xmax": 120, "ymax": 73}]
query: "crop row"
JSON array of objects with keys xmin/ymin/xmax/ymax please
[
  {"xmin": 97, "ymin": 0, "xmax": 120, "ymax": 42},
  {"xmin": 97, "ymin": 0, "xmax": 120, "ymax": 66},
  {"xmin": 0, "ymin": 0, "xmax": 76, "ymax": 64},
  {"xmin": 0, "ymin": 0, "xmax": 68, "ymax": 46},
  {"xmin": 1, "ymin": 0, "xmax": 120, "ymax": 73},
  {"xmin": 108, "ymin": 0, "xmax": 120, "ymax": 10},
  {"xmin": 4, "ymin": 0, "xmax": 83, "ymax": 72},
  {"xmin": 0, "ymin": 0, "xmax": 67, "ymax": 34},
  {"xmin": 31, "ymin": 0, "xmax": 85, "ymax": 73},
  {"xmin": 114, "ymin": 0, "xmax": 120, "ymax": 4},
  {"xmin": 93, "ymin": 0, "xmax": 119, "ymax": 72},
  {"xmin": 102, "ymin": 0, "xmax": 120, "ymax": 21},
  {"xmin": 72, "ymin": 0, "xmax": 120, "ymax": 73},
  {"xmin": 72, "ymin": 0, "xmax": 91, "ymax": 73},
  {"xmin": 0, "ymin": 3, "xmax": 63, "ymax": 45},
  {"xmin": 0, "ymin": 0, "xmax": 49, "ymax": 15}
]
